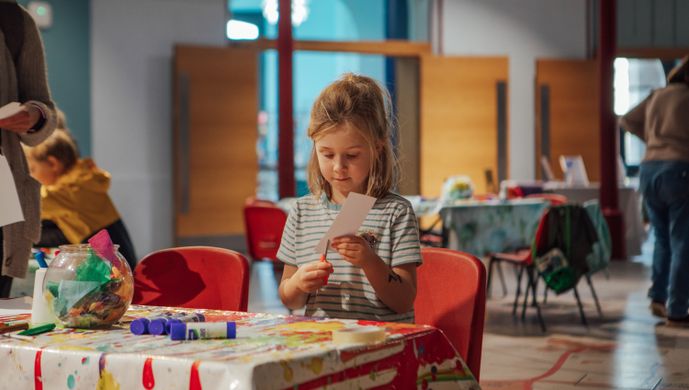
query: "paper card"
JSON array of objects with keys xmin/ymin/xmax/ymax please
[
  {"xmin": 0, "ymin": 102, "xmax": 22, "ymax": 121},
  {"xmin": 0, "ymin": 154, "xmax": 24, "ymax": 227},
  {"xmin": 314, "ymin": 192, "xmax": 376, "ymax": 254}
]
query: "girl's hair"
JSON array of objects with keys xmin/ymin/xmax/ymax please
[
  {"xmin": 306, "ymin": 73, "xmax": 398, "ymax": 199},
  {"xmin": 24, "ymin": 129, "xmax": 79, "ymax": 172}
]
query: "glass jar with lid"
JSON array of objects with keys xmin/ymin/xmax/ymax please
[{"xmin": 43, "ymin": 244, "xmax": 134, "ymax": 328}]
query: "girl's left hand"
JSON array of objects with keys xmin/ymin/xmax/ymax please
[{"xmin": 331, "ymin": 235, "xmax": 377, "ymax": 268}]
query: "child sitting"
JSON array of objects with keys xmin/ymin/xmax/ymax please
[
  {"xmin": 23, "ymin": 129, "xmax": 137, "ymax": 270},
  {"xmin": 277, "ymin": 73, "xmax": 422, "ymax": 323}
]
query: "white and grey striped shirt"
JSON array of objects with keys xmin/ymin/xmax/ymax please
[{"xmin": 277, "ymin": 192, "xmax": 422, "ymax": 323}]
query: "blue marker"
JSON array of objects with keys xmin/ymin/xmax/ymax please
[
  {"xmin": 169, "ymin": 322, "xmax": 236, "ymax": 341},
  {"xmin": 34, "ymin": 251, "xmax": 48, "ymax": 268}
]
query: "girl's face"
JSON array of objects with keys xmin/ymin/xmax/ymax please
[
  {"xmin": 27, "ymin": 156, "xmax": 62, "ymax": 186},
  {"xmin": 315, "ymin": 123, "xmax": 372, "ymax": 204}
]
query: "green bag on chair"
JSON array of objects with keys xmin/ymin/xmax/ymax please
[{"xmin": 534, "ymin": 247, "xmax": 577, "ymax": 294}]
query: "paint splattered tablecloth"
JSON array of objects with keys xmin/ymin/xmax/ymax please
[
  {"xmin": 0, "ymin": 305, "xmax": 480, "ymax": 389},
  {"xmin": 440, "ymin": 198, "xmax": 548, "ymax": 256}
]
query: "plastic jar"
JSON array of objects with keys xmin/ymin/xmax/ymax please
[{"xmin": 43, "ymin": 244, "xmax": 134, "ymax": 328}]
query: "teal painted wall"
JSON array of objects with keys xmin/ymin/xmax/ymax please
[{"xmin": 19, "ymin": 0, "xmax": 91, "ymax": 156}]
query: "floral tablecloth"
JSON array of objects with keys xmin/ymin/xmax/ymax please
[
  {"xmin": 440, "ymin": 198, "xmax": 548, "ymax": 256},
  {"xmin": 0, "ymin": 305, "xmax": 480, "ymax": 389}
]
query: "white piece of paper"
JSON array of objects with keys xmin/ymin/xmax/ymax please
[
  {"xmin": 0, "ymin": 102, "xmax": 22, "ymax": 120},
  {"xmin": 0, "ymin": 296, "xmax": 32, "ymax": 316},
  {"xmin": 314, "ymin": 192, "xmax": 376, "ymax": 254},
  {"xmin": 0, "ymin": 154, "xmax": 24, "ymax": 227}
]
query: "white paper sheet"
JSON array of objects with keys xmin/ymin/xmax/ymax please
[
  {"xmin": 0, "ymin": 154, "xmax": 24, "ymax": 227},
  {"xmin": 0, "ymin": 296, "xmax": 32, "ymax": 316},
  {"xmin": 0, "ymin": 102, "xmax": 22, "ymax": 120},
  {"xmin": 314, "ymin": 192, "xmax": 376, "ymax": 254}
]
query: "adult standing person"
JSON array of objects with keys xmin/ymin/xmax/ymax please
[
  {"xmin": 620, "ymin": 56, "xmax": 689, "ymax": 327},
  {"xmin": 0, "ymin": 1, "xmax": 57, "ymax": 297}
]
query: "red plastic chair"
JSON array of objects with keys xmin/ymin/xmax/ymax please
[
  {"xmin": 525, "ymin": 192, "xmax": 568, "ymax": 205},
  {"xmin": 133, "ymin": 246, "xmax": 250, "ymax": 311},
  {"xmin": 243, "ymin": 200, "xmax": 288, "ymax": 263},
  {"xmin": 415, "ymin": 248, "xmax": 487, "ymax": 381}
]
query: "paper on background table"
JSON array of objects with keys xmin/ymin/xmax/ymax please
[
  {"xmin": 314, "ymin": 192, "xmax": 376, "ymax": 254},
  {"xmin": 0, "ymin": 102, "xmax": 22, "ymax": 120},
  {"xmin": 0, "ymin": 155, "xmax": 24, "ymax": 227},
  {"xmin": 0, "ymin": 297, "xmax": 32, "ymax": 316}
]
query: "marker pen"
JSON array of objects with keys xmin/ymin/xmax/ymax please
[
  {"xmin": 149, "ymin": 313, "xmax": 205, "ymax": 335},
  {"xmin": 169, "ymin": 322, "xmax": 236, "ymax": 341},
  {"xmin": 164, "ymin": 313, "xmax": 205, "ymax": 334}
]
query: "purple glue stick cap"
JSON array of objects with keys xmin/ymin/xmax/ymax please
[
  {"xmin": 148, "ymin": 318, "xmax": 169, "ymax": 335},
  {"xmin": 165, "ymin": 318, "xmax": 183, "ymax": 334},
  {"xmin": 130, "ymin": 318, "xmax": 150, "ymax": 335},
  {"xmin": 226, "ymin": 322, "xmax": 236, "ymax": 339},
  {"xmin": 169, "ymin": 322, "xmax": 187, "ymax": 341}
]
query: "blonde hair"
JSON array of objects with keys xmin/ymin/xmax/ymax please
[
  {"xmin": 24, "ymin": 129, "xmax": 79, "ymax": 172},
  {"xmin": 306, "ymin": 73, "xmax": 398, "ymax": 199}
]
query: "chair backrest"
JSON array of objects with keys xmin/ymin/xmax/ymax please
[
  {"xmin": 243, "ymin": 202, "xmax": 288, "ymax": 261},
  {"xmin": 415, "ymin": 248, "xmax": 487, "ymax": 381},
  {"xmin": 582, "ymin": 200, "xmax": 611, "ymax": 274},
  {"xmin": 133, "ymin": 246, "xmax": 250, "ymax": 311},
  {"xmin": 244, "ymin": 196, "xmax": 278, "ymax": 208},
  {"xmin": 532, "ymin": 204, "xmax": 599, "ymax": 293},
  {"xmin": 526, "ymin": 192, "xmax": 568, "ymax": 206}
]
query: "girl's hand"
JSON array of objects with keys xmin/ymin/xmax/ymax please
[
  {"xmin": 331, "ymin": 235, "xmax": 377, "ymax": 268},
  {"xmin": 290, "ymin": 260, "xmax": 333, "ymax": 293},
  {"xmin": 0, "ymin": 104, "xmax": 42, "ymax": 133}
]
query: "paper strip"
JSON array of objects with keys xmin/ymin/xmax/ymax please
[{"xmin": 314, "ymin": 192, "xmax": 376, "ymax": 254}]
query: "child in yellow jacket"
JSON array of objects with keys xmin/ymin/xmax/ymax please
[{"xmin": 23, "ymin": 130, "xmax": 137, "ymax": 270}]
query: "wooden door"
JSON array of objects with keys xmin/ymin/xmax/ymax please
[
  {"xmin": 535, "ymin": 59, "xmax": 599, "ymax": 181},
  {"xmin": 420, "ymin": 56, "xmax": 509, "ymax": 196},
  {"xmin": 173, "ymin": 46, "xmax": 258, "ymax": 241}
]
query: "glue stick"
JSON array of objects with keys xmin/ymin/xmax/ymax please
[{"xmin": 169, "ymin": 322, "xmax": 236, "ymax": 341}]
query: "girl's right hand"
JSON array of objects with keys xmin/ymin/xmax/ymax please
[{"xmin": 291, "ymin": 260, "xmax": 333, "ymax": 293}]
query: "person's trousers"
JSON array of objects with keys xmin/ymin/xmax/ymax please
[
  {"xmin": 0, "ymin": 229, "xmax": 12, "ymax": 298},
  {"xmin": 640, "ymin": 160, "xmax": 689, "ymax": 318}
]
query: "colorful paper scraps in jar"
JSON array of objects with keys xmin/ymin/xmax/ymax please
[{"xmin": 44, "ymin": 240, "xmax": 132, "ymax": 328}]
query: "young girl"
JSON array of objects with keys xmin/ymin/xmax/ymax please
[
  {"xmin": 277, "ymin": 73, "xmax": 421, "ymax": 323},
  {"xmin": 23, "ymin": 129, "xmax": 137, "ymax": 270}
]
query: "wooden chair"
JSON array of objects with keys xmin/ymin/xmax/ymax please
[
  {"xmin": 133, "ymin": 246, "xmax": 250, "ymax": 311},
  {"xmin": 415, "ymin": 248, "xmax": 487, "ymax": 381}
]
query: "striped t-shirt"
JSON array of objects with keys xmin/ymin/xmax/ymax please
[{"xmin": 277, "ymin": 192, "xmax": 422, "ymax": 323}]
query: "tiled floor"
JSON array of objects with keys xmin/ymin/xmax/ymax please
[{"xmin": 246, "ymin": 238, "xmax": 689, "ymax": 390}]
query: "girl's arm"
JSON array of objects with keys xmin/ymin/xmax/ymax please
[
  {"xmin": 331, "ymin": 236, "xmax": 417, "ymax": 314},
  {"xmin": 279, "ymin": 262, "xmax": 333, "ymax": 310}
]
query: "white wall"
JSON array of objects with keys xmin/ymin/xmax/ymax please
[
  {"xmin": 441, "ymin": 0, "xmax": 588, "ymax": 180},
  {"xmin": 91, "ymin": 0, "xmax": 225, "ymax": 259}
]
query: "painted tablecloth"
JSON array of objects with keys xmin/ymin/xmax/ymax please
[
  {"xmin": 0, "ymin": 305, "xmax": 480, "ymax": 389},
  {"xmin": 440, "ymin": 199, "xmax": 548, "ymax": 256}
]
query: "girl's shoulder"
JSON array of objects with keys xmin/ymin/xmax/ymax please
[
  {"xmin": 290, "ymin": 193, "xmax": 323, "ymax": 214},
  {"xmin": 374, "ymin": 192, "xmax": 415, "ymax": 214}
]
